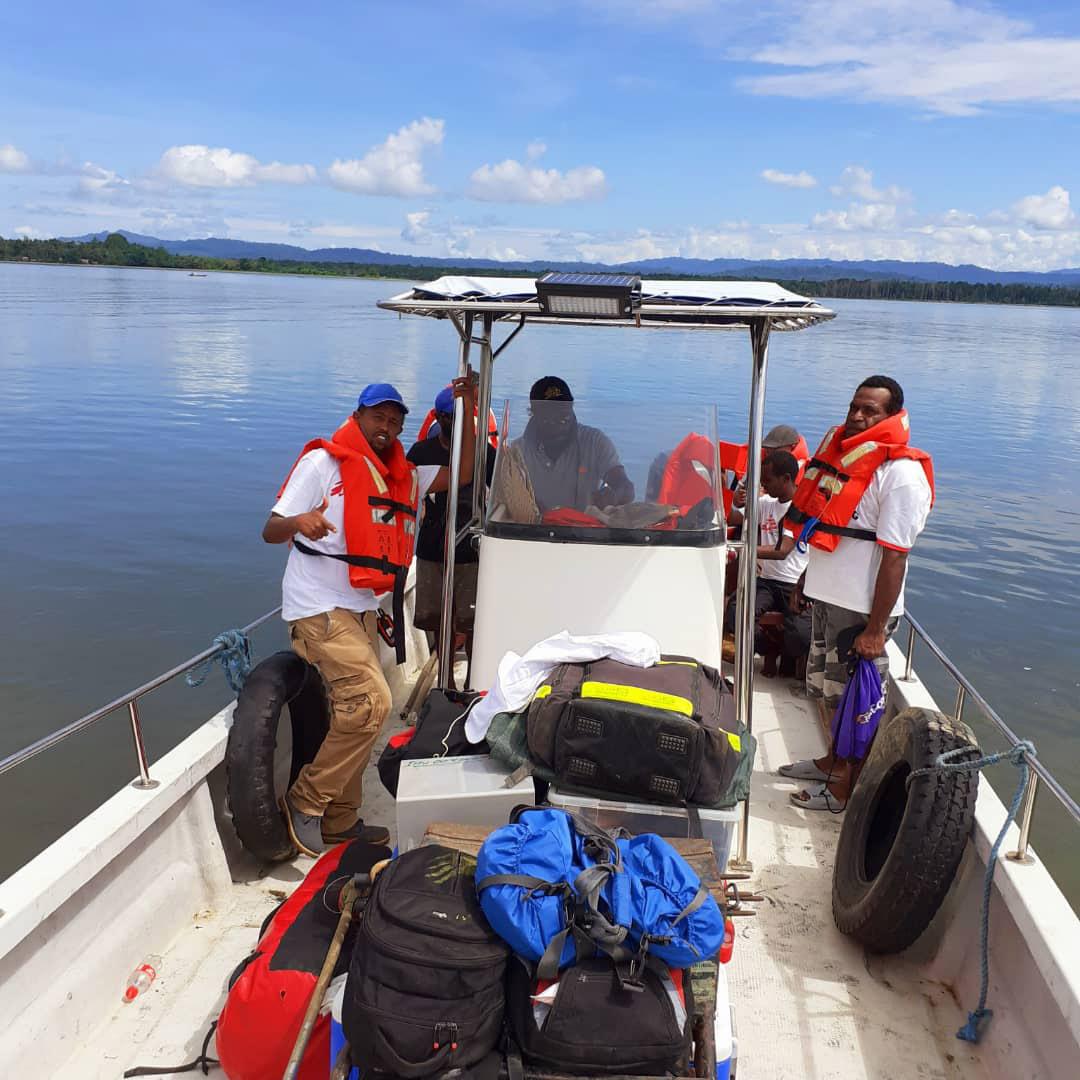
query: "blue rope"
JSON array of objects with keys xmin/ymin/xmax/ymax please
[
  {"xmin": 907, "ymin": 738, "xmax": 1036, "ymax": 1044},
  {"xmin": 185, "ymin": 629, "xmax": 253, "ymax": 695},
  {"xmin": 794, "ymin": 516, "xmax": 820, "ymax": 553}
]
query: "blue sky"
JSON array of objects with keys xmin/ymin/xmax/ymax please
[{"xmin": 3, "ymin": 0, "xmax": 1080, "ymax": 269}]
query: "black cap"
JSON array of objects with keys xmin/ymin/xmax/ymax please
[{"xmin": 530, "ymin": 376, "xmax": 574, "ymax": 403}]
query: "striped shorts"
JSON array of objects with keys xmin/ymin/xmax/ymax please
[{"xmin": 806, "ymin": 600, "xmax": 898, "ymax": 708}]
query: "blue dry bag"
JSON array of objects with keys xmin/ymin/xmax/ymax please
[{"xmin": 476, "ymin": 807, "xmax": 724, "ymax": 983}]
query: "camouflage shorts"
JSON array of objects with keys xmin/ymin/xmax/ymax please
[{"xmin": 806, "ymin": 600, "xmax": 898, "ymax": 708}]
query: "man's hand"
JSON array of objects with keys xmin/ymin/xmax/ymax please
[
  {"xmin": 294, "ymin": 497, "xmax": 336, "ymax": 540},
  {"xmin": 732, "ymin": 485, "xmax": 747, "ymax": 510},
  {"xmin": 591, "ymin": 482, "xmax": 616, "ymax": 510},
  {"xmin": 789, "ymin": 579, "xmax": 809, "ymax": 614},
  {"xmin": 452, "ymin": 367, "xmax": 478, "ymax": 404},
  {"xmin": 853, "ymin": 627, "xmax": 887, "ymax": 659}
]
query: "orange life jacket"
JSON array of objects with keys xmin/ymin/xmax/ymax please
[
  {"xmin": 784, "ymin": 411, "xmax": 934, "ymax": 553},
  {"xmin": 658, "ymin": 433, "xmax": 728, "ymax": 516},
  {"xmin": 417, "ymin": 405, "xmax": 499, "ymax": 448},
  {"xmin": 720, "ymin": 436, "xmax": 810, "ymax": 479},
  {"xmin": 279, "ymin": 418, "xmax": 419, "ymax": 662}
]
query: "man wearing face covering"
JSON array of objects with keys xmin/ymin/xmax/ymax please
[{"xmin": 515, "ymin": 376, "xmax": 634, "ymax": 513}]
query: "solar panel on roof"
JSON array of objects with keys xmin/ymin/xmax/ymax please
[{"xmin": 538, "ymin": 271, "xmax": 640, "ymax": 288}]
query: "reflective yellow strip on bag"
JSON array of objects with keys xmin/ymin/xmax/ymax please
[
  {"xmin": 534, "ymin": 685, "xmax": 552, "ymax": 700},
  {"xmin": 726, "ymin": 731, "xmax": 742, "ymax": 752},
  {"xmin": 580, "ymin": 681, "xmax": 694, "ymax": 717},
  {"xmin": 657, "ymin": 659, "xmax": 697, "ymax": 667}
]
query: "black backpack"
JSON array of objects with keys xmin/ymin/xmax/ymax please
[
  {"xmin": 378, "ymin": 689, "xmax": 488, "ymax": 797},
  {"xmin": 506, "ymin": 954, "xmax": 694, "ymax": 1076},
  {"xmin": 525, "ymin": 656, "xmax": 750, "ymax": 808},
  {"xmin": 343, "ymin": 845, "xmax": 509, "ymax": 1078}
]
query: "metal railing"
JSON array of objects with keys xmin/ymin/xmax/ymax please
[
  {"xmin": 899, "ymin": 612, "xmax": 1080, "ymax": 863},
  {"xmin": 1, "ymin": 599, "xmax": 1076, "ymax": 870},
  {"xmin": 0, "ymin": 607, "xmax": 282, "ymax": 789}
]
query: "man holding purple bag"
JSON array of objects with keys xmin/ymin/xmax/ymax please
[{"xmin": 777, "ymin": 376, "xmax": 935, "ymax": 811}]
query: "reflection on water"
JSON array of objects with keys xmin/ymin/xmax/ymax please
[
  {"xmin": 171, "ymin": 325, "xmax": 252, "ymax": 401},
  {"xmin": 0, "ymin": 264, "xmax": 1077, "ymax": 902}
]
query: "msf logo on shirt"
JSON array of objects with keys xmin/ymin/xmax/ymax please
[{"xmin": 330, "ymin": 481, "xmax": 345, "ymax": 498}]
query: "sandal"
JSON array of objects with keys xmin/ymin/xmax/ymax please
[
  {"xmin": 777, "ymin": 759, "xmax": 830, "ymax": 782},
  {"xmin": 790, "ymin": 783, "xmax": 846, "ymax": 812}
]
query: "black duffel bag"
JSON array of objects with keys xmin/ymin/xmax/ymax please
[
  {"xmin": 343, "ymin": 845, "xmax": 509, "ymax": 1079},
  {"xmin": 506, "ymin": 954, "xmax": 694, "ymax": 1076},
  {"xmin": 526, "ymin": 655, "xmax": 748, "ymax": 807},
  {"xmin": 377, "ymin": 689, "xmax": 487, "ymax": 797}
]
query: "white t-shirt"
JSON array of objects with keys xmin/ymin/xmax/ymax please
[
  {"xmin": 756, "ymin": 494, "xmax": 808, "ymax": 585},
  {"xmin": 803, "ymin": 458, "xmax": 932, "ymax": 617},
  {"xmin": 272, "ymin": 448, "xmax": 441, "ymax": 622}
]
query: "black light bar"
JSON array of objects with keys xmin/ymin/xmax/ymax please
[{"xmin": 535, "ymin": 271, "xmax": 642, "ymax": 319}]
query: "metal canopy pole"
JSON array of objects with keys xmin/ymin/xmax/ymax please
[
  {"xmin": 471, "ymin": 314, "xmax": 496, "ymax": 522},
  {"xmin": 731, "ymin": 317, "xmax": 770, "ymax": 872},
  {"xmin": 438, "ymin": 312, "xmax": 473, "ymax": 689}
]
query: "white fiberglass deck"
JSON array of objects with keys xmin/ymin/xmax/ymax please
[
  {"xmin": 60, "ymin": 674, "xmax": 995, "ymax": 1080},
  {"xmin": 733, "ymin": 677, "xmax": 987, "ymax": 1079}
]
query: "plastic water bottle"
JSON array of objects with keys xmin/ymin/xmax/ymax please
[{"xmin": 122, "ymin": 961, "xmax": 158, "ymax": 1003}]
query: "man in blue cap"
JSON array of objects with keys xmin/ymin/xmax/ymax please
[
  {"xmin": 407, "ymin": 385, "xmax": 496, "ymax": 685},
  {"xmin": 263, "ymin": 373, "xmax": 476, "ymax": 856}
]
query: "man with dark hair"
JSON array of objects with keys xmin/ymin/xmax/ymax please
[
  {"xmin": 780, "ymin": 376, "xmax": 933, "ymax": 810},
  {"xmin": 263, "ymin": 374, "xmax": 477, "ymax": 856},
  {"xmin": 515, "ymin": 375, "xmax": 634, "ymax": 513},
  {"xmin": 857, "ymin": 374, "xmax": 904, "ymax": 412},
  {"xmin": 724, "ymin": 450, "xmax": 810, "ymax": 666},
  {"xmin": 407, "ymin": 385, "xmax": 495, "ymax": 683}
]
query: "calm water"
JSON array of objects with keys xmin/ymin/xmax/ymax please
[{"xmin": 1, "ymin": 263, "xmax": 1078, "ymax": 900}]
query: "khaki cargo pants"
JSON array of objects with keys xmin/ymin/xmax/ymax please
[{"xmin": 287, "ymin": 607, "xmax": 393, "ymax": 834}]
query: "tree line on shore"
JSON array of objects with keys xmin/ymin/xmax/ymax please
[{"xmin": 3, "ymin": 232, "xmax": 1080, "ymax": 308}]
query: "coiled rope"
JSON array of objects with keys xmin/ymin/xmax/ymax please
[
  {"xmin": 185, "ymin": 629, "xmax": 252, "ymax": 695},
  {"xmin": 907, "ymin": 738, "xmax": 1036, "ymax": 1044}
]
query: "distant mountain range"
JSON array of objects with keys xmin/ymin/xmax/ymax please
[{"xmin": 63, "ymin": 230, "xmax": 1080, "ymax": 288}]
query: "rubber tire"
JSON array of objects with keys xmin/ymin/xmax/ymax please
[
  {"xmin": 226, "ymin": 650, "xmax": 329, "ymax": 862},
  {"xmin": 832, "ymin": 706, "xmax": 978, "ymax": 954}
]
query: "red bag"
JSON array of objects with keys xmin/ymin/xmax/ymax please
[{"xmin": 216, "ymin": 839, "xmax": 388, "ymax": 1079}]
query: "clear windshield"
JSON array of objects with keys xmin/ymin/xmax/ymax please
[{"xmin": 485, "ymin": 400, "xmax": 727, "ymax": 546}]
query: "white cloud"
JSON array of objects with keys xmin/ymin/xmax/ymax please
[
  {"xmin": 402, "ymin": 211, "xmax": 433, "ymax": 245},
  {"xmin": 14, "ymin": 224, "xmax": 39, "ymax": 237},
  {"xmin": 468, "ymin": 159, "xmax": 607, "ymax": 204},
  {"xmin": 1, "ymin": 144, "xmax": 32, "ymax": 173},
  {"xmin": 526, "ymin": 141, "xmax": 547, "ymax": 161},
  {"xmin": 157, "ymin": 145, "xmax": 316, "ymax": 188},
  {"xmin": 761, "ymin": 168, "xmax": 817, "ymax": 189},
  {"xmin": 1013, "ymin": 186, "xmax": 1074, "ymax": 230},
  {"xmin": 813, "ymin": 203, "xmax": 899, "ymax": 231},
  {"xmin": 740, "ymin": 0, "xmax": 1080, "ymax": 116},
  {"xmin": 830, "ymin": 166, "xmax": 908, "ymax": 204},
  {"xmin": 78, "ymin": 162, "xmax": 131, "ymax": 197},
  {"xmin": 327, "ymin": 118, "xmax": 444, "ymax": 197}
]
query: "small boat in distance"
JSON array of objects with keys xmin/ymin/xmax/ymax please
[{"xmin": 189, "ymin": 271, "xmax": 208, "ymax": 277}]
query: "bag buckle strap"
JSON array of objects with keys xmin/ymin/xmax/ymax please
[{"xmin": 433, "ymin": 1022, "xmax": 459, "ymax": 1050}]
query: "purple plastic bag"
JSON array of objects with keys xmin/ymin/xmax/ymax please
[{"xmin": 830, "ymin": 658, "xmax": 887, "ymax": 761}]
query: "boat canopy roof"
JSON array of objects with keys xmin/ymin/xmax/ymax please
[{"xmin": 379, "ymin": 275, "xmax": 834, "ymax": 331}]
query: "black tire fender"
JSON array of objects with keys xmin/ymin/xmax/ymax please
[
  {"xmin": 226, "ymin": 650, "xmax": 329, "ymax": 862},
  {"xmin": 832, "ymin": 706, "xmax": 978, "ymax": 954}
]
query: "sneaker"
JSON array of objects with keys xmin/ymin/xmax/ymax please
[
  {"xmin": 322, "ymin": 820, "xmax": 391, "ymax": 847},
  {"xmin": 280, "ymin": 795, "xmax": 326, "ymax": 858}
]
